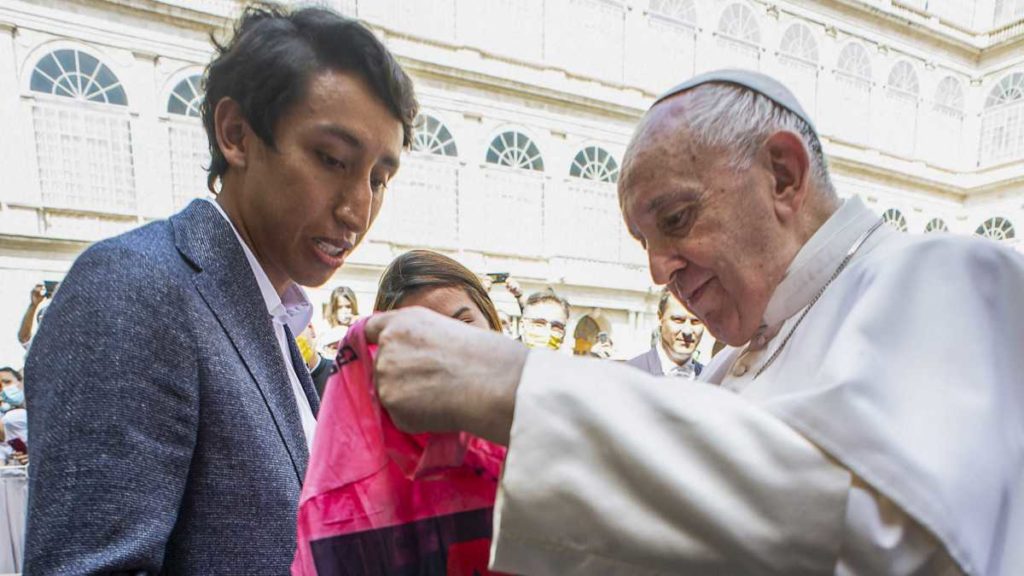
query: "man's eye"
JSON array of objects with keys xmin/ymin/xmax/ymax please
[
  {"xmin": 371, "ymin": 179, "xmax": 389, "ymax": 194},
  {"xmin": 318, "ymin": 152, "xmax": 344, "ymax": 169},
  {"xmin": 660, "ymin": 209, "xmax": 692, "ymax": 234}
]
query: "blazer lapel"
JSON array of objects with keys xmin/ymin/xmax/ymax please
[
  {"xmin": 646, "ymin": 347, "xmax": 663, "ymax": 376},
  {"xmin": 171, "ymin": 200, "xmax": 310, "ymax": 483}
]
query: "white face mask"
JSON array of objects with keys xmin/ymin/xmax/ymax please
[{"xmin": 2, "ymin": 385, "xmax": 24, "ymax": 407}]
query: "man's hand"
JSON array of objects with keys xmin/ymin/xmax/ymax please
[
  {"xmin": 29, "ymin": 284, "xmax": 46, "ymax": 307},
  {"xmin": 505, "ymin": 279, "xmax": 523, "ymax": 299},
  {"xmin": 11, "ymin": 452, "xmax": 28, "ymax": 466},
  {"xmin": 364, "ymin": 307, "xmax": 528, "ymax": 445}
]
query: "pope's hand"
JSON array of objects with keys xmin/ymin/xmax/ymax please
[{"xmin": 364, "ymin": 307, "xmax": 528, "ymax": 445}]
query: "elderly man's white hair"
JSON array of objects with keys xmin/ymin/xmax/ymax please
[{"xmin": 653, "ymin": 71, "xmax": 837, "ymax": 200}]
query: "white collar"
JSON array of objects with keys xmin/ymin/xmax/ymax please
[
  {"xmin": 761, "ymin": 197, "xmax": 879, "ymax": 332},
  {"xmin": 205, "ymin": 199, "xmax": 313, "ymax": 336},
  {"xmin": 656, "ymin": 340, "xmax": 695, "ymax": 377}
]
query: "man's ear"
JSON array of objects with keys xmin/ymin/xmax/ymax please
[
  {"xmin": 763, "ymin": 130, "xmax": 810, "ymax": 222},
  {"xmin": 213, "ymin": 97, "xmax": 250, "ymax": 171}
]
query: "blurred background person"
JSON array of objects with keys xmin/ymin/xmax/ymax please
[
  {"xmin": 296, "ymin": 324, "xmax": 333, "ymax": 398},
  {"xmin": 0, "ymin": 367, "xmax": 25, "ymax": 415},
  {"xmin": 588, "ymin": 332, "xmax": 615, "ymax": 359},
  {"xmin": 3, "ymin": 407, "xmax": 28, "ymax": 466},
  {"xmin": 375, "ymin": 250, "xmax": 502, "ymax": 332},
  {"xmin": 320, "ymin": 285, "xmax": 359, "ymax": 357},
  {"xmin": 0, "ymin": 368, "xmax": 27, "ymax": 466},
  {"xmin": 497, "ymin": 309, "xmax": 514, "ymax": 338},
  {"xmin": 628, "ymin": 288, "xmax": 704, "ymax": 379},
  {"xmin": 17, "ymin": 284, "xmax": 53, "ymax": 352},
  {"xmin": 520, "ymin": 289, "xmax": 569, "ymax": 351},
  {"xmin": 481, "ymin": 273, "xmax": 525, "ymax": 338}
]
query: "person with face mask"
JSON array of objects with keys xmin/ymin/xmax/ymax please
[
  {"xmin": 518, "ymin": 289, "xmax": 570, "ymax": 351},
  {"xmin": 628, "ymin": 289, "xmax": 705, "ymax": 379},
  {"xmin": 0, "ymin": 368, "xmax": 24, "ymax": 414}
]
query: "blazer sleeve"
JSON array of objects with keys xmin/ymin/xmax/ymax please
[
  {"xmin": 490, "ymin": 351, "xmax": 851, "ymax": 576},
  {"xmin": 24, "ymin": 240, "xmax": 200, "ymax": 575}
]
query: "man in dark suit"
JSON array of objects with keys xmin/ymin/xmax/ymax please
[
  {"xmin": 23, "ymin": 6, "xmax": 417, "ymax": 574},
  {"xmin": 628, "ymin": 288, "xmax": 705, "ymax": 378}
]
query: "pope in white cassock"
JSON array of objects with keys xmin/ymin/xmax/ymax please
[{"xmin": 364, "ymin": 70, "xmax": 1024, "ymax": 575}]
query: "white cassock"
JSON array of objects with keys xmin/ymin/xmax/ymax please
[{"xmin": 489, "ymin": 197, "xmax": 1024, "ymax": 576}]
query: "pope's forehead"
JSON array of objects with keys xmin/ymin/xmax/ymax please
[{"xmin": 620, "ymin": 106, "xmax": 702, "ymax": 206}]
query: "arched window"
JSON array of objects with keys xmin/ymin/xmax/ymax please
[
  {"xmin": 30, "ymin": 48, "xmax": 127, "ymax": 105},
  {"xmin": 882, "ymin": 208, "xmax": 908, "ymax": 232},
  {"xmin": 777, "ymin": 23, "xmax": 819, "ymax": 114},
  {"xmin": 887, "ymin": 61, "xmax": 919, "ymax": 97},
  {"xmin": 880, "ymin": 61, "xmax": 920, "ymax": 157},
  {"xmin": 717, "ymin": 3, "xmax": 760, "ymax": 43},
  {"xmin": 833, "ymin": 42, "xmax": 873, "ymax": 144},
  {"xmin": 167, "ymin": 74, "xmax": 203, "ymax": 118},
  {"xmin": 715, "ymin": 3, "xmax": 761, "ymax": 70},
  {"xmin": 649, "ymin": 0, "xmax": 697, "ymax": 24},
  {"xmin": 166, "ymin": 74, "xmax": 211, "ymax": 210},
  {"xmin": 486, "ymin": 131, "xmax": 544, "ymax": 171},
  {"xmin": 924, "ymin": 218, "xmax": 948, "ymax": 233},
  {"xmin": 837, "ymin": 43, "xmax": 872, "ymax": 81},
  {"xmin": 779, "ymin": 23, "xmax": 818, "ymax": 63},
  {"xmin": 986, "ymin": 72, "xmax": 1024, "ymax": 108},
  {"xmin": 570, "ymin": 146, "xmax": 619, "ymax": 183},
  {"xmin": 29, "ymin": 48, "xmax": 135, "ymax": 214},
  {"xmin": 645, "ymin": 0, "xmax": 699, "ymax": 86},
  {"xmin": 925, "ymin": 76, "xmax": 965, "ymax": 168},
  {"xmin": 981, "ymin": 72, "xmax": 1024, "ymax": 165},
  {"xmin": 975, "ymin": 217, "xmax": 1016, "ymax": 241},
  {"xmin": 934, "ymin": 76, "xmax": 964, "ymax": 112},
  {"xmin": 412, "ymin": 114, "xmax": 458, "ymax": 157}
]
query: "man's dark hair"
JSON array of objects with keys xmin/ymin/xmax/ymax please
[
  {"xmin": 657, "ymin": 287, "xmax": 673, "ymax": 317},
  {"xmin": 201, "ymin": 5, "xmax": 419, "ymax": 192},
  {"xmin": 524, "ymin": 288, "xmax": 571, "ymax": 321},
  {"xmin": 0, "ymin": 367, "xmax": 22, "ymax": 382}
]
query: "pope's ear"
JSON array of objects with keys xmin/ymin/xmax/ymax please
[{"xmin": 764, "ymin": 130, "xmax": 811, "ymax": 220}]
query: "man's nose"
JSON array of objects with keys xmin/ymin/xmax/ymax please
[
  {"xmin": 333, "ymin": 177, "xmax": 374, "ymax": 235},
  {"xmin": 648, "ymin": 248, "xmax": 684, "ymax": 286}
]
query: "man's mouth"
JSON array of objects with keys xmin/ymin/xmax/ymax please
[
  {"xmin": 684, "ymin": 277, "xmax": 714, "ymax": 308},
  {"xmin": 313, "ymin": 237, "xmax": 353, "ymax": 265}
]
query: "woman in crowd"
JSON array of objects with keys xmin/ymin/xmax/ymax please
[
  {"xmin": 0, "ymin": 368, "xmax": 27, "ymax": 465},
  {"xmin": 375, "ymin": 250, "xmax": 502, "ymax": 332},
  {"xmin": 320, "ymin": 286, "xmax": 360, "ymax": 357}
]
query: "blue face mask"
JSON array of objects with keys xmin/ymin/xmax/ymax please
[{"xmin": 3, "ymin": 386, "xmax": 24, "ymax": 407}]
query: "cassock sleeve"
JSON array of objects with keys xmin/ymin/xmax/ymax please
[{"xmin": 490, "ymin": 351, "xmax": 851, "ymax": 576}]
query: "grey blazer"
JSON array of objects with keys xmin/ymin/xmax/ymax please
[
  {"xmin": 627, "ymin": 346, "xmax": 703, "ymax": 377},
  {"xmin": 24, "ymin": 200, "xmax": 320, "ymax": 575}
]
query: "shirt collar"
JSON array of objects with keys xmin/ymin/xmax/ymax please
[
  {"xmin": 204, "ymin": 199, "xmax": 313, "ymax": 336},
  {"xmin": 656, "ymin": 340, "xmax": 694, "ymax": 377},
  {"xmin": 761, "ymin": 196, "xmax": 879, "ymax": 331}
]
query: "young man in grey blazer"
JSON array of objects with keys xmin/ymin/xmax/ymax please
[
  {"xmin": 23, "ymin": 6, "xmax": 417, "ymax": 573},
  {"xmin": 627, "ymin": 288, "xmax": 705, "ymax": 378}
]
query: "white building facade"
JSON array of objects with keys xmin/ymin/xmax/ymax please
[{"xmin": 1, "ymin": 0, "xmax": 1022, "ymax": 364}]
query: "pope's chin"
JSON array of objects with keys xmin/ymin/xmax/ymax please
[{"xmin": 699, "ymin": 307, "xmax": 749, "ymax": 348}]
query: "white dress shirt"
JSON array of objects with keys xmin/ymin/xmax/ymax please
[
  {"xmin": 655, "ymin": 342, "xmax": 697, "ymax": 379},
  {"xmin": 206, "ymin": 199, "xmax": 317, "ymax": 450}
]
